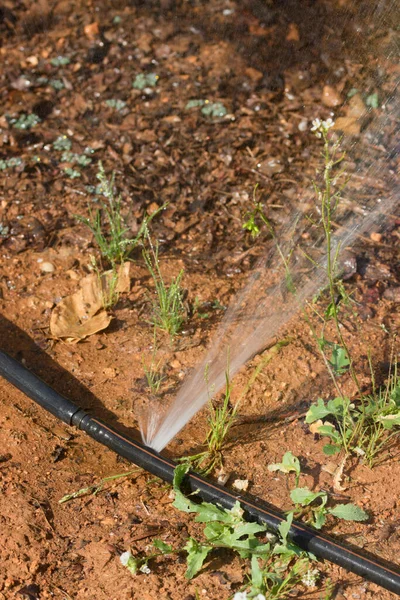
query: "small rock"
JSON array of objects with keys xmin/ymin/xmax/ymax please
[
  {"xmin": 103, "ymin": 367, "xmax": 118, "ymax": 379},
  {"xmin": 232, "ymin": 479, "xmax": 249, "ymax": 492},
  {"xmin": 383, "ymin": 287, "xmax": 400, "ymax": 302},
  {"xmin": 370, "ymin": 232, "xmax": 382, "ymax": 242},
  {"xmin": 40, "ymin": 262, "xmax": 55, "ymax": 273}
]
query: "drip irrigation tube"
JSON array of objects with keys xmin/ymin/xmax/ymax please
[{"xmin": 1, "ymin": 349, "xmax": 399, "ymax": 596}]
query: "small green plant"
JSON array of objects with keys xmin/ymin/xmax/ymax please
[
  {"xmin": 306, "ymin": 368, "xmax": 400, "ymax": 465},
  {"xmin": 0, "ymin": 157, "xmax": 23, "ymax": 170},
  {"xmin": 61, "ymin": 150, "xmax": 92, "ymax": 166},
  {"xmin": 49, "ymin": 79, "xmax": 64, "ymax": 90},
  {"xmin": 120, "ymin": 464, "xmax": 318, "ymax": 598},
  {"xmin": 143, "ymin": 236, "xmax": 186, "ymax": 338},
  {"xmin": 7, "ymin": 113, "xmax": 41, "ymax": 130},
  {"xmin": 77, "ymin": 162, "xmax": 162, "ymax": 270},
  {"xmin": 133, "ymin": 73, "xmax": 159, "ymax": 90},
  {"xmin": 64, "ymin": 167, "xmax": 81, "ymax": 179},
  {"xmin": 105, "ymin": 98, "xmax": 127, "ymax": 111},
  {"xmin": 89, "ymin": 255, "xmax": 121, "ymax": 310},
  {"xmin": 268, "ymin": 452, "xmax": 368, "ymax": 529},
  {"xmin": 142, "ymin": 334, "xmax": 165, "ymax": 395},
  {"xmin": 53, "ymin": 135, "xmax": 72, "ymax": 151},
  {"xmin": 182, "ymin": 372, "xmax": 238, "ymax": 474},
  {"xmin": 185, "ymin": 99, "xmax": 227, "ymax": 118},
  {"xmin": 59, "ymin": 469, "xmax": 140, "ymax": 503},
  {"xmin": 51, "ymin": 55, "xmax": 71, "ymax": 67}
]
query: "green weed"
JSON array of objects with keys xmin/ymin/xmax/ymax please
[
  {"xmin": 306, "ymin": 368, "xmax": 400, "ymax": 465},
  {"xmin": 7, "ymin": 113, "xmax": 41, "ymax": 130},
  {"xmin": 64, "ymin": 167, "xmax": 81, "ymax": 179},
  {"xmin": 77, "ymin": 162, "xmax": 162, "ymax": 269},
  {"xmin": 143, "ymin": 236, "xmax": 186, "ymax": 339},
  {"xmin": 50, "ymin": 55, "xmax": 71, "ymax": 67},
  {"xmin": 142, "ymin": 335, "xmax": 165, "ymax": 395},
  {"xmin": 185, "ymin": 99, "xmax": 227, "ymax": 117},
  {"xmin": 182, "ymin": 372, "xmax": 238, "ymax": 475},
  {"xmin": 269, "ymin": 451, "xmax": 368, "ymax": 529},
  {"xmin": 105, "ymin": 98, "xmax": 127, "ymax": 111},
  {"xmin": 133, "ymin": 73, "xmax": 159, "ymax": 90},
  {"xmin": 120, "ymin": 464, "xmax": 318, "ymax": 598},
  {"xmin": 53, "ymin": 135, "xmax": 72, "ymax": 151},
  {"xmin": 59, "ymin": 469, "xmax": 140, "ymax": 504},
  {"xmin": 0, "ymin": 157, "xmax": 23, "ymax": 170}
]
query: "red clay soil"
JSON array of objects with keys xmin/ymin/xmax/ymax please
[{"xmin": 0, "ymin": 0, "xmax": 399, "ymax": 599}]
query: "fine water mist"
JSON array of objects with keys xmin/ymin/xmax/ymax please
[{"xmin": 141, "ymin": 0, "xmax": 399, "ymax": 453}]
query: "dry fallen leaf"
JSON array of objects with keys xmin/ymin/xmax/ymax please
[
  {"xmin": 333, "ymin": 93, "xmax": 366, "ymax": 135},
  {"xmin": 321, "ymin": 85, "xmax": 342, "ymax": 108},
  {"xmin": 309, "ymin": 419, "xmax": 324, "ymax": 435},
  {"xmin": 50, "ymin": 263, "xmax": 130, "ymax": 343},
  {"xmin": 84, "ymin": 22, "xmax": 100, "ymax": 40}
]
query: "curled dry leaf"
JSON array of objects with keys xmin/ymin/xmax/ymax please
[
  {"xmin": 50, "ymin": 263, "xmax": 130, "ymax": 343},
  {"xmin": 309, "ymin": 419, "xmax": 324, "ymax": 435},
  {"xmin": 333, "ymin": 93, "xmax": 366, "ymax": 135}
]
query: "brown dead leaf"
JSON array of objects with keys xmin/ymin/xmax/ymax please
[
  {"xmin": 333, "ymin": 94, "xmax": 366, "ymax": 135},
  {"xmin": 84, "ymin": 22, "xmax": 100, "ymax": 40},
  {"xmin": 309, "ymin": 419, "xmax": 324, "ymax": 435},
  {"xmin": 321, "ymin": 85, "xmax": 342, "ymax": 108},
  {"xmin": 286, "ymin": 23, "xmax": 300, "ymax": 42},
  {"xmin": 333, "ymin": 454, "xmax": 348, "ymax": 492},
  {"xmin": 50, "ymin": 263, "xmax": 130, "ymax": 342}
]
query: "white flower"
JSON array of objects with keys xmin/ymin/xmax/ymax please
[
  {"xmin": 301, "ymin": 567, "xmax": 320, "ymax": 588},
  {"xmin": 311, "ymin": 117, "xmax": 335, "ymax": 138},
  {"xmin": 311, "ymin": 118, "xmax": 322, "ymax": 131},
  {"xmin": 322, "ymin": 117, "xmax": 335, "ymax": 130},
  {"xmin": 233, "ymin": 593, "xmax": 247, "ymax": 600},
  {"xmin": 254, "ymin": 595, "xmax": 266, "ymax": 600},
  {"xmin": 120, "ymin": 550, "xmax": 132, "ymax": 566},
  {"xmin": 140, "ymin": 564, "xmax": 151, "ymax": 574}
]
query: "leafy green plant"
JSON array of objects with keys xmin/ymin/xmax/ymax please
[
  {"xmin": 49, "ymin": 79, "xmax": 64, "ymax": 90},
  {"xmin": 64, "ymin": 167, "xmax": 81, "ymax": 179},
  {"xmin": 269, "ymin": 452, "xmax": 368, "ymax": 529},
  {"xmin": 105, "ymin": 98, "xmax": 127, "ymax": 111},
  {"xmin": 53, "ymin": 135, "xmax": 72, "ymax": 151},
  {"xmin": 306, "ymin": 368, "xmax": 400, "ymax": 465},
  {"xmin": 133, "ymin": 73, "xmax": 159, "ymax": 90},
  {"xmin": 61, "ymin": 150, "xmax": 92, "ymax": 166},
  {"xmin": 7, "ymin": 113, "xmax": 41, "ymax": 130},
  {"xmin": 51, "ymin": 55, "xmax": 71, "ymax": 67},
  {"xmin": 77, "ymin": 162, "xmax": 162, "ymax": 269},
  {"xmin": 0, "ymin": 157, "xmax": 23, "ymax": 170},
  {"xmin": 120, "ymin": 464, "xmax": 318, "ymax": 598},
  {"xmin": 143, "ymin": 237, "xmax": 186, "ymax": 338},
  {"xmin": 185, "ymin": 99, "xmax": 227, "ymax": 118}
]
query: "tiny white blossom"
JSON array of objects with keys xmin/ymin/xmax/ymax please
[
  {"xmin": 233, "ymin": 593, "xmax": 247, "ymax": 600},
  {"xmin": 140, "ymin": 564, "xmax": 151, "ymax": 574},
  {"xmin": 311, "ymin": 117, "xmax": 335, "ymax": 138},
  {"xmin": 311, "ymin": 118, "xmax": 322, "ymax": 131},
  {"xmin": 322, "ymin": 117, "xmax": 335, "ymax": 129},
  {"xmin": 301, "ymin": 567, "xmax": 320, "ymax": 588},
  {"xmin": 120, "ymin": 550, "xmax": 132, "ymax": 566},
  {"xmin": 254, "ymin": 595, "xmax": 266, "ymax": 600}
]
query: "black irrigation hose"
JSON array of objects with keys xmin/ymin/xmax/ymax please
[{"xmin": 1, "ymin": 349, "xmax": 399, "ymax": 596}]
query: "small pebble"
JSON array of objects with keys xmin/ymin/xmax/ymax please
[
  {"xmin": 40, "ymin": 261, "xmax": 55, "ymax": 273},
  {"xmin": 370, "ymin": 232, "xmax": 382, "ymax": 242},
  {"xmin": 232, "ymin": 479, "xmax": 249, "ymax": 492}
]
